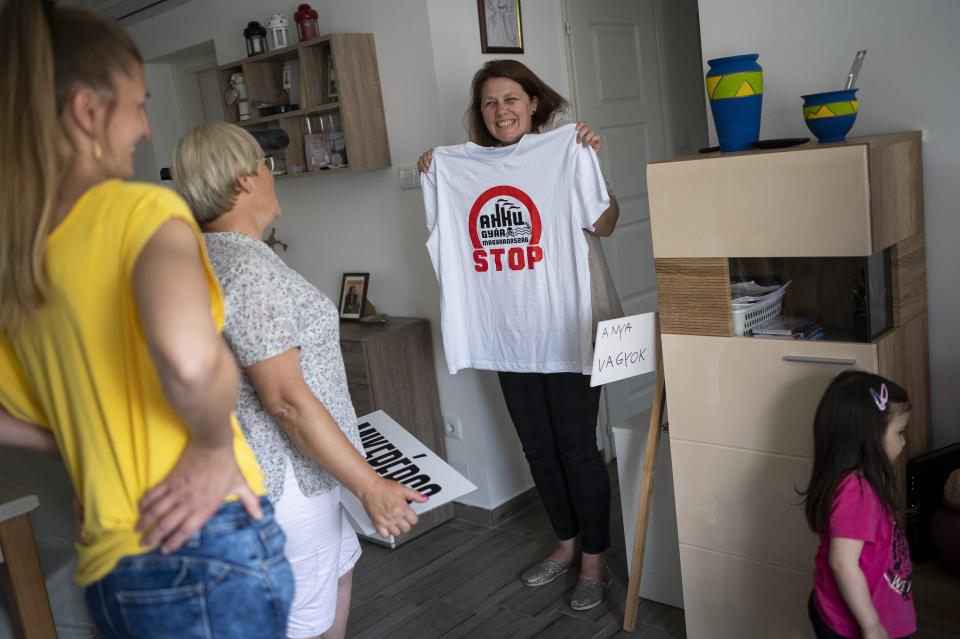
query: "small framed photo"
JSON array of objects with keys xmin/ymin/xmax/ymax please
[
  {"xmin": 338, "ymin": 273, "xmax": 369, "ymax": 320},
  {"xmin": 477, "ymin": 0, "xmax": 524, "ymax": 54}
]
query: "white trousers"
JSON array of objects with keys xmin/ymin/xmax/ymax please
[{"xmin": 273, "ymin": 461, "xmax": 361, "ymax": 638}]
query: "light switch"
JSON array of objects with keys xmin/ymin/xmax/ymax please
[{"xmin": 398, "ymin": 164, "xmax": 421, "ymax": 190}]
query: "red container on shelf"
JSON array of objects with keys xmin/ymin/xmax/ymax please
[{"xmin": 294, "ymin": 4, "xmax": 318, "ymax": 41}]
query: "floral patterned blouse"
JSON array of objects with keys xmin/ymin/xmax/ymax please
[{"xmin": 204, "ymin": 232, "xmax": 362, "ymax": 501}]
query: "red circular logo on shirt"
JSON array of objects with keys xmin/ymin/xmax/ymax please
[{"xmin": 468, "ymin": 185, "xmax": 544, "ymax": 272}]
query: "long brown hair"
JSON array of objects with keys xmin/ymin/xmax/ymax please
[
  {"xmin": 0, "ymin": 0, "xmax": 142, "ymax": 331},
  {"xmin": 801, "ymin": 370, "xmax": 911, "ymax": 533},
  {"xmin": 466, "ymin": 59, "xmax": 568, "ymax": 147}
]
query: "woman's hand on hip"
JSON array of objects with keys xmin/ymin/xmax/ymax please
[
  {"xmin": 417, "ymin": 148, "xmax": 434, "ymax": 173},
  {"xmin": 136, "ymin": 441, "xmax": 262, "ymax": 554},
  {"xmin": 357, "ymin": 476, "xmax": 427, "ymax": 538},
  {"xmin": 575, "ymin": 122, "xmax": 601, "ymax": 153}
]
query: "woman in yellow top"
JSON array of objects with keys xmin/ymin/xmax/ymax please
[{"xmin": 0, "ymin": 2, "xmax": 293, "ymax": 636}]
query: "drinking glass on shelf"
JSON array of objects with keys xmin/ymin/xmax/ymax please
[
  {"xmin": 304, "ymin": 116, "xmax": 330, "ymax": 171},
  {"xmin": 320, "ymin": 111, "xmax": 346, "ymax": 167}
]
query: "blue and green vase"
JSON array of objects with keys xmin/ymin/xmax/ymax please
[
  {"xmin": 705, "ymin": 54, "xmax": 763, "ymax": 152},
  {"xmin": 802, "ymin": 89, "xmax": 859, "ymax": 143}
]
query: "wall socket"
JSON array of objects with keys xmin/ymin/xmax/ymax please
[
  {"xmin": 442, "ymin": 416, "xmax": 463, "ymax": 440},
  {"xmin": 398, "ymin": 164, "xmax": 421, "ymax": 189}
]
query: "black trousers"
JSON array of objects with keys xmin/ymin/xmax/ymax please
[
  {"xmin": 808, "ymin": 593, "xmax": 912, "ymax": 639},
  {"xmin": 498, "ymin": 371, "xmax": 610, "ymax": 554},
  {"xmin": 809, "ymin": 594, "xmax": 853, "ymax": 639}
]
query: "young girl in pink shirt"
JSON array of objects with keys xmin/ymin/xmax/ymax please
[{"xmin": 803, "ymin": 371, "xmax": 916, "ymax": 639}]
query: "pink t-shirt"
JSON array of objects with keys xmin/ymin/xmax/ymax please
[{"xmin": 813, "ymin": 473, "xmax": 916, "ymax": 638}]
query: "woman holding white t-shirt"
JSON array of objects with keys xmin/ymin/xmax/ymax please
[{"xmin": 418, "ymin": 59, "xmax": 622, "ymax": 611}]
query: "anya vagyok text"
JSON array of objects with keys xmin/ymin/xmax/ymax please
[{"xmin": 597, "ymin": 347, "xmax": 648, "ymax": 372}]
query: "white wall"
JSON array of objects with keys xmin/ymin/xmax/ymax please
[
  {"xmin": 655, "ymin": 0, "xmax": 708, "ymax": 157},
  {"xmin": 141, "ymin": 63, "xmax": 182, "ymax": 179},
  {"xmin": 697, "ymin": 0, "xmax": 960, "ymax": 447},
  {"xmin": 426, "ymin": 0, "xmax": 570, "ymax": 145}
]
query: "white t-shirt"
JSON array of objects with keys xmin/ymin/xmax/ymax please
[{"xmin": 422, "ymin": 123, "xmax": 609, "ymax": 374}]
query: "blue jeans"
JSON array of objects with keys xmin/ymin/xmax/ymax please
[{"xmin": 85, "ymin": 498, "xmax": 294, "ymax": 638}]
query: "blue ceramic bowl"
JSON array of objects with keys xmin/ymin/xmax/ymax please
[{"xmin": 801, "ymin": 89, "xmax": 859, "ymax": 143}]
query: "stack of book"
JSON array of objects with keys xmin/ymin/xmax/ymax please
[{"xmin": 751, "ymin": 316, "xmax": 824, "ymax": 340}]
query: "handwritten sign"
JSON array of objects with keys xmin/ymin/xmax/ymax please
[
  {"xmin": 342, "ymin": 410, "xmax": 477, "ymax": 544},
  {"xmin": 590, "ymin": 312, "xmax": 657, "ymax": 387}
]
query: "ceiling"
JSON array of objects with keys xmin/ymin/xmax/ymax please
[{"xmin": 61, "ymin": 0, "xmax": 192, "ymax": 25}]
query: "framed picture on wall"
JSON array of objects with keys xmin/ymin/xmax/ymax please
[
  {"xmin": 477, "ymin": 0, "xmax": 524, "ymax": 53},
  {"xmin": 338, "ymin": 273, "xmax": 369, "ymax": 320}
]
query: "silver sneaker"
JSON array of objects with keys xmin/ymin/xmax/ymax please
[
  {"xmin": 520, "ymin": 558, "xmax": 574, "ymax": 587},
  {"xmin": 569, "ymin": 568, "xmax": 612, "ymax": 611}
]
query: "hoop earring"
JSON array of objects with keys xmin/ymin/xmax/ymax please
[{"xmin": 92, "ymin": 142, "xmax": 103, "ymax": 162}]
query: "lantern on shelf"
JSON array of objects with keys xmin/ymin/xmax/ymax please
[
  {"xmin": 243, "ymin": 21, "xmax": 267, "ymax": 56},
  {"xmin": 294, "ymin": 3, "xmax": 319, "ymax": 42},
  {"xmin": 267, "ymin": 13, "xmax": 290, "ymax": 50}
]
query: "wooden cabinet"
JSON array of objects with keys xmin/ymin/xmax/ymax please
[
  {"xmin": 647, "ymin": 132, "xmax": 923, "ymax": 257},
  {"xmin": 661, "ymin": 334, "xmax": 879, "ymax": 457},
  {"xmin": 339, "ymin": 317, "xmax": 453, "ymax": 546},
  {"xmin": 647, "ymin": 132, "xmax": 931, "ymax": 638},
  {"xmin": 217, "ymin": 34, "xmax": 390, "ymax": 179}
]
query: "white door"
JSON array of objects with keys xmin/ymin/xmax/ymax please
[
  {"xmin": 565, "ymin": 0, "xmax": 667, "ymax": 451},
  {"xmin": 197, "ymin": 66, "xmax": 225, "ymax": 124}
]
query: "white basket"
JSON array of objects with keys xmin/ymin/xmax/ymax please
[{"xmin": 732, "ymin": 285, "xmax": 787, "ymax": 336}]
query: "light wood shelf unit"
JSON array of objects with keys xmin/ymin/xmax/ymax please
[
  {"xmin": 652, "ymin": 133, "xmax": 927, "ymax": 340},
  {"xmin": 648, "ymin": 132, "xmax": 923, "ymax": 258},
  {"xmin": 217, "ymin": 34, "xmax": 391, "ymax": 178},
  {"xmin": 647, "ymin": 131, "xmax": 931, "ymax": 639}
]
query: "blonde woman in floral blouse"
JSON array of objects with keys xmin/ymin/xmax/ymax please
[{"xmin": 172, "ymin": 122, "xmax": 426, "ymax": 639}]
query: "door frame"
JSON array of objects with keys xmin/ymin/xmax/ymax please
[{"xmin": 558, "ymin": 0, "xmax": 677, "ymax": 462}]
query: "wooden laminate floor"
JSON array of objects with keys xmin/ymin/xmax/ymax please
[
  {"xmin": 347, "ymin": 463, "xmax": 959, "ymax": 639},
  {"xmin": 347, "ymin": 463, "xmax": 683, "ymax": 639},
  {"xmin": 913, "ymin": 560, "xmax": 960, "ymax": 639}
]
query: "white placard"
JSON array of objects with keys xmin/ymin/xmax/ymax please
[
  {"xmin": 342, "ymin": 411, "xmax": 477, "ymax": 541},
  {"xmin": 590, "ymin": 312, "xmax": 658, "ymax": 387}
]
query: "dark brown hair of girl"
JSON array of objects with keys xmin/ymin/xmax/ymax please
[
  {"xmin": 0, "ymin": 0, "xmax": 142, "ymax": 330},
  {"xmin": 801, "ymin": 370, "xmax": 911, "ymax": 533},
  {"xmin": 466, "ymin": 59, "xmax": 569, "ymax": 147}
]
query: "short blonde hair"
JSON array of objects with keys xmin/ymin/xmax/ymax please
[{"xmin": 172, "ymin": 122, "xmax": 262, "ymax": 225}]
